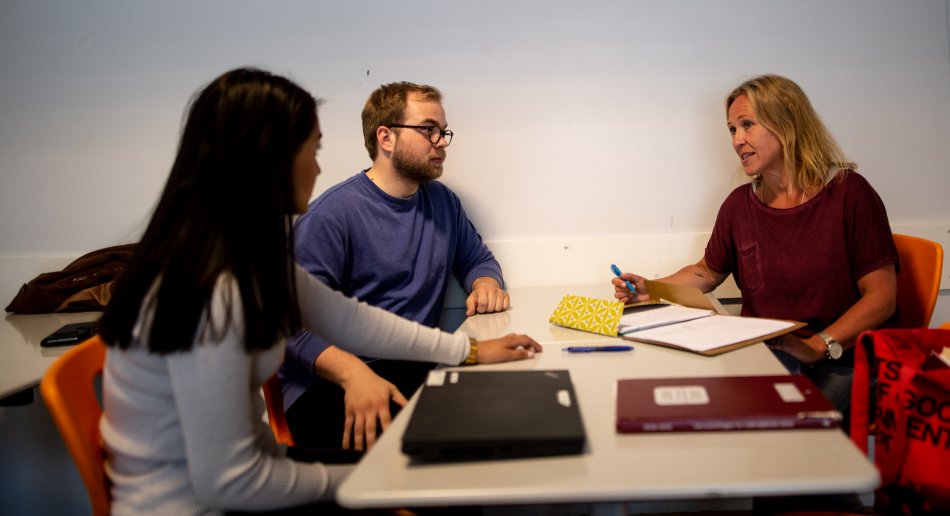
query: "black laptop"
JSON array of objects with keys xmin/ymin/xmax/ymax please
[{"xmin": 401, "ymin": 369, "xmax": 586, "ymax": 461}]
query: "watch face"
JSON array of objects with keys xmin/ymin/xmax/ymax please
[
  {"xmin": 828, "ymin": 342, "xmax": 843, "ymax": 360},
  {"xmin": 819, "ymin": 332, "xmax": 843, "ymax": 360}
]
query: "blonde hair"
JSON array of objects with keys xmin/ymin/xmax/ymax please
[
  {"xmin": 726, "ymin": 74, "xmax": 855, "ymax": 189},
  {"xmin": 361, "ymin": 82, "xmax": 442, "ymax": 160}
]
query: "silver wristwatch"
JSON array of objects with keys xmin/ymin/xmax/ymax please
[{"xmin": 817, "ymin": 331, "xmax": 843, "ymax": 360}]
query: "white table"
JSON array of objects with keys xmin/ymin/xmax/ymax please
[
  {"xmin": 0, "ymin": 256, "xmax": 101, "ymax": 399},
  {"xmin": 1, "ymin": 311, "xmax": 100, "ymax": 399},
  {"xmin": 337, "ymin": 284, "xmax": 879, "ymax": 508}
]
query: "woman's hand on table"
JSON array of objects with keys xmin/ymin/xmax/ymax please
[{"xmin": 477, "ymin": 334, "xmax": 542, "ymax": 363}]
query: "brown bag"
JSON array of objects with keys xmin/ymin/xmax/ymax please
[{"xmin": 4, "ymin": 243, "xmax": 138, "ymax": 314}]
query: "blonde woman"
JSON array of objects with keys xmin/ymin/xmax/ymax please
[
  {"xmin": 613, "ymin": 74, "xmax": 897, "ymax": 426},
  {"xmin": 613, "ymin": 72, "xmax": 895, "ymax": 514}
]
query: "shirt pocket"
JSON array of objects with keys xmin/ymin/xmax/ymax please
[{"xmin": 737, "ymin": 244, "xmax": 763, "ymax": 292}]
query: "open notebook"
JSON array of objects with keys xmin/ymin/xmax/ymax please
[
  {"xmin": 615, "ymin": 280, "xmax": 803, "ymax": 355},
  {"xmin": 619, "ymin": 304, "xmax": 802, "ymax": 354},
  {"xmin": 618, "ymin": 304, "xmax": 715, "ymax": 334},
  {"xmin": 550, "ymin": 280, "xmax": 804, "ymax": 355}
]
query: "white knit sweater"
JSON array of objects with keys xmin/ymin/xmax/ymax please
[{"xmin": 100, "ymin": 264, "xmax": 469, "ymax": 515}]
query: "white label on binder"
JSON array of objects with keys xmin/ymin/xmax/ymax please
[
  {"xmin": 653, "ymin": 386, "xmax": 709, "ymax": 406},
  {"xmin": 774, "ymin": 382, "xmax": 805, "ymax": 403}
]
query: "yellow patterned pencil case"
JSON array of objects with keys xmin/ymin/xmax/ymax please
[{"xmin": 548, "ymin": 295, "xmax": 625, "ymax": 337}]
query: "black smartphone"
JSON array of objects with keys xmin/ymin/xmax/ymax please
[{"xmin": 41, "ymin": 322, "xmax": 96, "ymax": 347}]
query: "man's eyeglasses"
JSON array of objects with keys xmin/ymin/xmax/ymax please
[{"xmin": 388, "ymin": 124, "xmax": 453, "ymax": 146}]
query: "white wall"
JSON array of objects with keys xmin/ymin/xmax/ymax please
[
  {"xmin": 1, "ymin": 0, "xmax": 948, "ymax": 259},
  {"xmin": 1, "ymin": 4, "xmax": 949, "ymax": 514}
]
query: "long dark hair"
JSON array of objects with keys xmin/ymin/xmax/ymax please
[{"xmin": 99, "ymin": 68, "xmax": 317, "ymax": 353}]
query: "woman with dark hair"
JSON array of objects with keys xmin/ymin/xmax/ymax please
[{"xmin": 97, "ymin": 68, "xmax": 541, "ymax": 514}]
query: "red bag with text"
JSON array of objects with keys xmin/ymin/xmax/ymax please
[{"xmin": 851, "ymin": 328, "xmax": 950, "ymax": 515}]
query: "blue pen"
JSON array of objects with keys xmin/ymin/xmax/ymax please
[
  {"xmin": 610, "ymin": 264, "xmax": 637, "ymax": 294},
  {"xmin": 565, "ymin": 345, "xmax": 634, "ymax": 353}
]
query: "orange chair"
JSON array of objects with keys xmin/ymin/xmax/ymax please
[
  {"xmin": 39, "ymin": 336, "xmax": 110, "ymax": 516},
  {"xmin": 892, "ymin": 234, "xmax": 943, "ymax": 328},
  {"xmin": 940, "ymin": 321, "xmax": 950, "ymax": 330},
  {"xmin": 263, "ymin": 374, "xmax": 295, "ymax": 446}
]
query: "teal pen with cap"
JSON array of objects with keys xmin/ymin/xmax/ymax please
[{"xmin": 611, "ymin": 264, "xmax": 637, "ymax": 294}]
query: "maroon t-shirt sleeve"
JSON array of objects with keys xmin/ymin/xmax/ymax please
[{"xmin": 841, "ymin": 173, "xmax": 900, "ymax": 281}]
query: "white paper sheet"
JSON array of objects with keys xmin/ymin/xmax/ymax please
[
  {"xmin": 619, "ymin": 304, "xmax": 714, "ymax": 334},
  {"xmin": 627, "ymin": 315, "xmax": 796, "ymax": 352}
]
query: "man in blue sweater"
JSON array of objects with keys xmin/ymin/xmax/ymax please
[{"xmin": 279, "ymin": 82, "xmax": 509, "ymax": 451}]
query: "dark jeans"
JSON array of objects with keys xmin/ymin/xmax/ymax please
[
  {"xmin": 752, "ymin": 493, "xmax": 866, "ymax": 515},
  {"xmin": 772, "ymin": 349, "xmax": 854, "ymax": 434},
  {"xmin": 756, "ymin": 350, "xmax": 866, "ymax": 514},
  {"xmin": 286, "ymin": 359, "xmax": 435, "ymax": 449}
]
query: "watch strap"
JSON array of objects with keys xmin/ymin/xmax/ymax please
[{"xmin": 817, "ymin": 331, "xmax": 841, "ymax": 360}]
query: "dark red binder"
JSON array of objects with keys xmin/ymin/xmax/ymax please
[{"xmin": 616, "ymin": 374, "xmax": 841, "ymax": 433}]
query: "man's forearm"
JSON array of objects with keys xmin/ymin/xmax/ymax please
[{"xmin": 312, "ymin": 345, "xmax": 370, "ymax": 386}]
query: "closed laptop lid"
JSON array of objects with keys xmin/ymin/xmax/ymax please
[{"xmin": 402, "ymin": 369, "xmax": 586, "ymax": 461}]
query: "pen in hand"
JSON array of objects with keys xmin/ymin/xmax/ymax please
[{"xmin": 611, "ymin": 264, "xmax": 637, "ymax": 294}]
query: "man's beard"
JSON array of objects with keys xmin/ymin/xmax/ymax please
[{"xmin": 392, "ymin": 144, "xmax": 445, "ymax": 184}]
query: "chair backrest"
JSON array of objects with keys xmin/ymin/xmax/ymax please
[
  {"xmin": 262, "ymin": 374, "xmax": 295, "ymax": 446},
  {"xmin": 892, "ymin": 234, "xmax": 944, "ymax": 328},
  {"xmin": 39, "ymin": 335, "xmax": 110, "ymax": 516}
]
